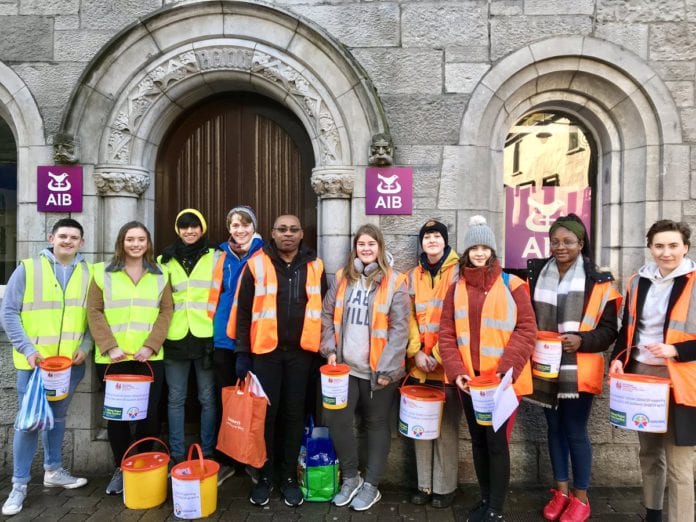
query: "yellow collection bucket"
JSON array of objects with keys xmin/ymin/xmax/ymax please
[
  {"xmin": 171, "ymin": 443, "xmax": 220, "ymax": 519},
  {"xmin": 121, "ymin": 437, "xmax": 169, "ymax": 509}
]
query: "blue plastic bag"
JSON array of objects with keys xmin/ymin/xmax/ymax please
[
  {"xmin": 297, "ymin": 416, "xmax": 339, "ymax": 502},
  {"xmin": 14, "ymin": 368, "xmax": 54, "ymax": 432}
]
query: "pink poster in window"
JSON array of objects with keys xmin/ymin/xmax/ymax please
[
  {"xmin": 365, "ymin": 167, "xmax": 413, "ymax": 215},
  {"xmin": 37, "ymin": 166, "xmax": 83, "ymax": 213},
  {"xmin": 504, "ymin": 186, "xmax": 591, "ymax": 268}
]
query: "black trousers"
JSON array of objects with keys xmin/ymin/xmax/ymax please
[
  {"xmin": 96, "ymin": 360, "xmax": 165, "ymax": 467},
  {"xmin": 252, "ymin": 348, "xmax": 314, "ymax": 480},
  {"xmin": 461, "ymin": 390, "xmax": 511, "ymax": 512}
]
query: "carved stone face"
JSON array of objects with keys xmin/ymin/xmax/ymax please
[
  {"xmin": 368, "ymin": 134, "xmax": 393, "ymax": 166},
  {"xmin": 53, "ymin": 134, "xmax": 79, "ymax": 164}
]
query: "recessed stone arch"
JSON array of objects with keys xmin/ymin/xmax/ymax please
[
  {"xmin": 60, "ymin": 0, "xmax": 389, "ymax": 272},
  {"xmin": 446, "ymin": 36, "xmax": 685, "ymax": 281}
]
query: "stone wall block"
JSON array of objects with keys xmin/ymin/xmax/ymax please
[
  {"xmin": 150, "ymin": 14, "xmax": 224, "ymax": 52},
  {"xmin": 223, "ymin": 12, "xmax": 295, "ymax": 49},
  {"xmin": 513, "ymin": 402, "xmax": 547, "ymax": 443},
  {"xmin": 55, "ymin": 30, "xmax": 113, "ymax": 62},
  {"xmin": 445, "ymin": 63, "xmax": 490, "ymax": 94},
  {"xmin": 663, "ymin": 144, "xmax": 691, "ymax": 200},
  {"xmin": 650, "ymin": 23, "xmax": 696, "ymax": 61},
  {"xmin": 54, "ymin": 14, "xmax": 79, "ymax": 30},
  {"xmin": 290, "ymin": 4, "xmax": 399, "ymax": 47},
  {"xmin": 72, "ymin": 429, "xmax": 114, "ymax": 473},
  {"xmin": 649, "ymin": 60, "xmax": 696, "ymax": 81},
  {"xmin": 352, "ymin": 48, "xmax": 443, "ymax": 95},
  {"xmin": 20, "ymin": 0, "xmax": 78, "ymax": 15},
  {"xmin": 509, "ymin": 442, "xmax": 539, "ymax": 484},
  {"xmin": 381, "ymin": 94, "xmax": 469, "ymax": 145},
  {"xmin": 526, "ymin": 0, "xmax": 594, "ymax": 15},
  {"xmin": 587, "ymin": 398, "xmax": 614, "ymax": 444},
  {"xmin": 13, "ymin": 63, "xmax": 86, "ymax": 120},
  {"xmin": 17, "ymin": 146, "xmax": 52, "ymax": 202},
  {"xmin": 81, "ymin": 0, "xmax": 164, "ymax": 30},
  {"xmin": 446, "ymin": 45, "xmax": 490, "ymax": 63},
  {"xmin": 401, "ymin": 2, "xmax": 488, "ymax": 48},
  {"xmin": 384, "ymin": 233, "xmax": 418, "ymax": 272},
  {"xmin": 597, "ymin": 0, "xmax": 685, "ymax": 23},
  {"xmin": 490, "ymin": 0, "xmax": 523, "ymax": 16},
  {"xmin": 413, "ymin": 197, "xmax": 437, "ymax": 210},
  {"xmin": 0, "ymin": 4, "xmax": 18, "ymax": 15},
  {"xmin": 622, "ymin": 202, "xmax": 652, "ymax": 249},
  {"xmin": 0, "ymin": 16, "xmax": 53, "ymax": 61},
  {"xmin": 680, "ymin": 108, "xmax": 696, "ymax": 142},
  {"xmin": 592, "ymin": 444, "xmax": 641, "ymax": 485},
  {"xmin": 491, "ymin": 16, "xmax": 592, "ymax": 61},
  {"xmin": 665, "ymin": 80, "xmax": 695, "ymax": 108},
  {"xmin": 660, "ymin": 200, "xmax": 684, "ymax": 221},
  {"xmin": 412, "ymin": 166, "xmax": 440, "ymax": 198},
  {"xmin": 394, "ymin": 145, "xmax": 442, "ymax": 166},
  {"xmin": 594, "ymin": 23, "xmax": 649, "ymax": 60}
]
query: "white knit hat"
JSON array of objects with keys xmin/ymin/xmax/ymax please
[{"xmin": 462, "ymin": 215, "xmax": 497, "ymax": 252}]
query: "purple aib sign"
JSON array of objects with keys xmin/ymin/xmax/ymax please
[
  {"xmin": 37, "ymin": 166, "xmax": 83, "ymax": 213},
  {"xmin": 365, "ymin": 167, "xmax": 413, "ymax": 215}
]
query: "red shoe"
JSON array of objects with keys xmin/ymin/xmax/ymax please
[
  {"xmin": 542, "ymin": 489, "xmax": 570, "ymax": 520},
  {"xmin": 559, "ymin": 495, "xmax": 591, "ymax": 522}
]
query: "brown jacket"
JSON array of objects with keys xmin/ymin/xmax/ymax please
[{"xmin": 439, "ymin": 261, "xmax": 536, "ymax": 382}]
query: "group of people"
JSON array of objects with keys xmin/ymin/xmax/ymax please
[{"xmin": 1, "ymin": 209, "xmax": 694, "ymax": 522}]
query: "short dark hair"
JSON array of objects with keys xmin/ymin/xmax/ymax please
[
  {"xmin": 51, "ymin": 218, "xmax": 84, "ymax": 237},
  {"xmin": 646, "ymin": 219, "xmax": 691, "ymax": 247}
]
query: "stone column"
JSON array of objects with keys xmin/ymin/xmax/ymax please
[
  {"xmin": 93, "ymin": 165, "xmax": 150, "ymax": 256},
  {"xmin": 311, "ymin": 167, "xmax": 354, "ymax": 275}
]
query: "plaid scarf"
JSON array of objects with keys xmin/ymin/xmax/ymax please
[{"xmin": 529, "ymin": 256, "xmax": 586, "ymax": 407}]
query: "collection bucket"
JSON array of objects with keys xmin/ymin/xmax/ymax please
[
  {"xmin": 609, "ymin": 372, "xmax": 670, "ymax": 433},
  {"xmin": 39, "ymin": 356, "xmax": 72, "ymax": 401},
  {"xmin": 468, "ymin": 375, "xmax": 501, "ymax": 426},
  {"xmin": 320, "ymin": 363, "xmax": 351, "ymax": 410},
  {"xmin": 121, "ymin": 437, "xmax": 170, "ymax": 510},
  {"xmin": 532, "ymin": 331, "xmax": 563, "ymax": 379},
  {"xmin": 398, "ymin": 385, "xmax": 445, "ymax": 440},
  {"xmin": 171, "ymin": 443, "xmax": 220, "ymax": 519},
  {"xmin": 103, "ymin": 361, "xmax": 154, "ymax": 421}
]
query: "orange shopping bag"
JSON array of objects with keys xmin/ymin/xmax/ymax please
[{"xmin": 216, "ymin": 375, "xmax": 268, "ymax": 468}]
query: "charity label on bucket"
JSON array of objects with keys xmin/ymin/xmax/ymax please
[
  {"xmin": 172, "ymin": 476, "xmax": 202, "ymax": 519},
  {"xmin": 40, "ymin": 356, "xmax": 72, "ymax": 401},
  {"xmin": 609, "ymin": 374, "xmax": 670, "ymax": 433},
  {"xmin": 532, "ymin": 332, "xmax": 563, "ymax": 378},
  {"xmin": 398, "ymin": 385, "xmax": 445, "ymax": 440},
  {"xmin": 320, "ymin": 364, "xmax": 350, "ymax": 410},
  {"xmin": 468, "ymin": 376, "xmax": 500, "ymax": 426},
  {"xmin": 103, "ymin": 376, "xmax": 152, "ymax": 421}
]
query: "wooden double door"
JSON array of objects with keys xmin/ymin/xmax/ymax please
[{"xmin": 156, "ymin": 93, "xmax": 316, "ymax": 251}]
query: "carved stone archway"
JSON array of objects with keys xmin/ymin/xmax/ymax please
[{"xmin": 61, "ymin": 1, "xmax": 388, "ymax": 272}]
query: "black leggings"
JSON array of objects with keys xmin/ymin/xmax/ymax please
[
  {"xmin": 96, "ymin": 360, "xmax": 165, "ymax": 467},
  {"xmin": 461, "ymin": 390, "xmax": 511, "ymax": 512}
]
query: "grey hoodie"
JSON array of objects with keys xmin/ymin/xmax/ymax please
[{"xmin": 1, "ymin": 248, "xmax": 93, "ymax": 360}]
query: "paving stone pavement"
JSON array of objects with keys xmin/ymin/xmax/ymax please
[{"xmin": 0, "ymin": 471, "xmax": 653, "ymax": 521}]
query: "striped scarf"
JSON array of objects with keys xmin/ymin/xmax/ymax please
[{"xmin": 530, "ymin": 256, "xmax": 586, "ymax": 406}]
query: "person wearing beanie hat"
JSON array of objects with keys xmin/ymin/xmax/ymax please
[
  {"xmin": 439, "ymin": 214, "xmax": 537, "ymax": 521},
  {"xmin": 528, "ymin": 213, "xmax": 620, "ymax": 522},
  {"xmin": 209, "ymin": 205, "xmax": 264, "ymax": 484},
  {"xmin": 406, "ymin": 220, "xmax": 461, "ymax": 508},
  {"xmin": 157, "ymin": 209, "xmax": 219, "ymax": 467}
]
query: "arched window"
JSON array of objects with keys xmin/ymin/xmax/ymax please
[
  {"xmin": 503, "ymin": 111, "xmax": 596, "ymax": 268},
  {"xmin": 0, "ymin": 117, "xmax": 17, "ymax": 284}
]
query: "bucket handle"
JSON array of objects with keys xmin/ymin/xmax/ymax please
[
  {"xmin": 121, "ymin": 436, "xmax": 170, "ymax": 468},
  {"xmin": 104, "ymin": 360, "xmax": 154, "ymax": 381},
  {"xmin": 187, "ymin": 443, "xmax": 206, "ymax": 474},
  {"xmin": 400, "ymin": 368, "xmax": 447, "ymax": 393}
]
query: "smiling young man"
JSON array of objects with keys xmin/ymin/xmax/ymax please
[
  {"xmin": 233, "ymin": 214, "xmax": 327, "ymax": 507},
  {"xmin": 2, "ymin": 218, "xmax": 92, "ymax": 516}
]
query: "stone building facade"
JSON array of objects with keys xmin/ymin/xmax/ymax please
[{"xmin": 0, "ymin": 0, "xmax": 695, "ymax": 486}]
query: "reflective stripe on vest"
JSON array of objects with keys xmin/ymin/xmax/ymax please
[
  {"xmin": 13, "ymin": 257, "xmax": 91, "ymax": 370},
  {"xmin": 453, "ymin": 274, "xmax": 533, "ymax": 395},
  {"xmin": 408, "ymin": 264, "xmax": 459, "ymax": 355},
  {"xmin": 333, "ymin": 269, "xmax": 407, "ymax": 371},
  {"xmin": 573, "ymin": 281, "xmax": 622, "ymax": 394},
  {"xmin": 625, "ymin": 272, "xmax": 696, "ymax": 406},
  {"xmin": 92, "ymin": 262, "xmax": 167, "ymax": 364},
  {"xmin": 243, "ymin": 252, "xmax": 323, "ymax": 354},
  {"xmin": 160, "ymin": 249, "xmax": 220, "ymax": 340}
]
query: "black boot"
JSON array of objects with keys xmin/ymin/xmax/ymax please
[{"xmin": 646, "ymin": 508, "xmax": 662, "ymax": 522}]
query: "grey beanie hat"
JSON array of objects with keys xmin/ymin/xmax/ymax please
[{"xmin": 462, "ymin": 215, "xmax": 497, "ymax": 252}]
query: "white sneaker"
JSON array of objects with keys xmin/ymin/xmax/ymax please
[
  {"xmin": 43, "ymin": 468, "xmax": 88, "ymax": 489},
  {"xmin": 332, "ymin": 474, "xmax": 364, "ymax": 507},
  {"xmin": 2, "ymin": 484, "xmax": 27, "ymax": 516}
]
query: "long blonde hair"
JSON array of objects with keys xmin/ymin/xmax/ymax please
[{"xmin": 342, "ymin": 224, "xmax": 391, "ymax": 283}]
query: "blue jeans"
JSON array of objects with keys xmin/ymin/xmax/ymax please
[
  {"xmin": 13, "ymin": 363, "xmax": 86, "ymax": 485},
  {"xmin": 544, "ymin": 392, "xmax": 594, "ymax": 490},
  {"xmin": 164, "ymin": 358, "xmax": 217, "ymax": 458}
]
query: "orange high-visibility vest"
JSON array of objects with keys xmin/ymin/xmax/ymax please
[
  {"xmin": 232, "ymin": 251, "xmax": 323, "ymax": 354},
  {"xmin": 333, "ymin": 269, "xmax": 407, "ymax": 371},
  {"xmin": 571, "ymin": 280, "xmax": 622, "ymax": 394},
  {"xmin": 623, "ymin": 272, "xmax": 696, "ymax": 406},
  {"xmin": 409, "ymin": 263, "xmax": 459, "ymax": 355},
  {"xmin": 453, "ymin": 274, "xmax": 533, "ymax": 396},
  {"xmin": 207, "ymin": 252, "xmax": 226, "ymax": 318}
]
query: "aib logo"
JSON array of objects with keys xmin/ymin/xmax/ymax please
[{"xmin": 127, "ymin": 407, "xmax": 139, "ymax": 419}]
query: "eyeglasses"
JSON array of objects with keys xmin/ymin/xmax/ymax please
[
  {"xmin": 550, "ymin": 240, "xmax": 579, "ymax": 248},
  {"xmin": 273, "ymin": 226, "xmax": 302, "ymax": 234}
]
